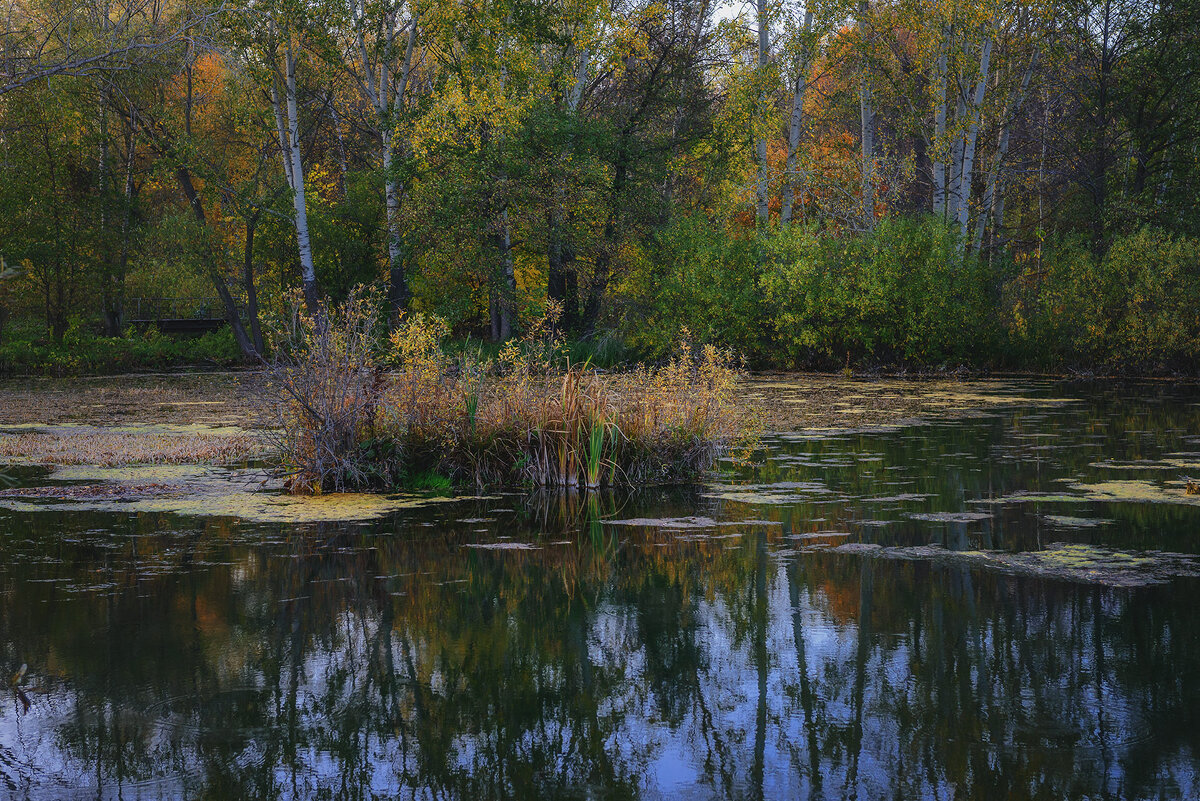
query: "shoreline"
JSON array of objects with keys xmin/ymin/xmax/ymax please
[{"xmin": 0, "ymin": 371, "xmax": 1079, "ymax": 473}]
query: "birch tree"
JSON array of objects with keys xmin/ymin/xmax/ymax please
[
  {"xmin": 335, "ymin": 0, "xmax": 420, "ymax": 319},
  {"xmin": 858, "ymin": 0, "xmax": 875, "ymax": 228},
  {"xmin": 755, "ymin": 0, "xmax": 771, "ymax": 225},
  {"xmin": 779, "ymin": 1, "xmax": 813, "ymax": 225},
  {"xmin": 263, "ymin": 11, "xmax": 321, "ymax": 312}
]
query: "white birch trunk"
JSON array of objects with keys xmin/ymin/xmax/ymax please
[
  {"xmin": 781, "ymin": 9, "xmax": 813, "ymax": 225},
  {"xmin": 957, "ymin": 33, "xmax": 993, "ymax": 240},
  {"xmin": 859, "ymin": 0, "xmax": 875, "ymax": 228},
  {"xmin": 932, "ymin": 37, "xmax": 948, "ymax": 217},
  {"xmin": 947, "ymin": 92, "xmax": 965, "ymax": 223},
  {"xmin": 973, "ymin": 46, "xmax": 1037, "ymax": 251},
  {"xmin": 755, "ymin": 0, "xmax": 770, "ymax": 225},
  {"xmin": 284, "ymin": 40, "xmax": 318, "ymax": 308}
]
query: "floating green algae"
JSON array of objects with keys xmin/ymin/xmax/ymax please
[
  {"xmin": 978, "ymin": 479, "xmax": 1200, "ymax": 508},
  {"xmin": 1068, "ymin": 480, "xmax": 1200, "ymax": 506},
  {"xmin": 1043, "ymin": 515, "xmax": 1114, "ymax": 527},
  {"xmin": 906, "ymin": 511, "xmax": 992, "ymax": 523},
  {"xmin": 1089, "ymin": 458, "xmax": 1200, "ymax": 471},
  {"xmin": 703, "ymin": 481, "xmax": 840, "ymax": 505},
  {"xmin": 808, "ymin": 541, "xmax": 1199, "ymax": 587},
  {"xmin": 606, "ymin": 516, "xmax": 782, "ymax": 530},
  {"xmin": 50, "ymin": 464, "xmax": 218, "ymax": 482},
  {"xmin": 0, "ymin": 466, "xmax": 467, "ymax": 523}
]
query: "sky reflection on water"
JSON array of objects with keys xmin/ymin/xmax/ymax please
[{"xmin": 1, "ymin": 381, "xmax": 1199, "ymax": 800}]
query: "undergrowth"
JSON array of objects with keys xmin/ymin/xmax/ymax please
[{"xmin": 268, "ymin": 291, "xmax": 757, "ymax": 494}]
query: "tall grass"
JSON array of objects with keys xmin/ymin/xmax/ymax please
[{"xmin": 269, "ymin": 292, "xmax": 755, "ymax": 494}]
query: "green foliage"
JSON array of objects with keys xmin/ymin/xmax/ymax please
[
  {"xmin": 619, "ymin": 215, "xmax": 995, "ymax": 368},
  {"xmin": 762, "ymin": 217, "xmax": 996, "ymax": 367},
  {"xmin": 1012, "ymin": 227, "xmax": 1200, "ymax": 370},
  {"xmin": 615, "ymin": 214, "xmax": 766, "ymax": 359},
  {"xmin": 0, "ymin": 327, "xmax": 243, "ymax": 375}
]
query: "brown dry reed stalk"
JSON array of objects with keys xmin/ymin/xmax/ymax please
[{"xmin": 268, "ymin": 291, "xmax": 758, "ymax": 494}]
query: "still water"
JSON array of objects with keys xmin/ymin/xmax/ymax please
[{"xmin": 2, "ymin": 381, "xmax": 1199, "ymax": 800}]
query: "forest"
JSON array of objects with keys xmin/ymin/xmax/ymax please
[{"xmin": 1, "ymin": 0, "xmax": 1198, "ymax": 372}]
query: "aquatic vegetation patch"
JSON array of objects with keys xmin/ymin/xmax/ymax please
[
  {"xmin": 0, "ymin": 482, "xmax": 183, "ymax": 500},
  {"xmin": 1067, "ymin": 480, "xmax": 1200, "ymax": 507},
  {"xmin": 746, "ymin": 377, "xmax": 1073, "ymax": 434},
  {"xmin": 0, "ymin": 466, "xmax": 467, "ymax": 523},
  {"xmin": 703, "ymin": 480, "xmax": 840, "ymax": 505},
  {"xmin": 0, "ymin": 426, "xmax": 265, "ymax": 467},
  {"xmin": 812, "ymin": 541, "xmax": 1200, "ymax": 587},
  {"xmin": 979, "ymin": 480, "xmax": 1200, "ymax": 508},
  {"xmin": 1089, "ymin": 458, "xmax": 1200, "ymax": 471},
  {"xmin": 906, "ymin": 511, "xmax": 992, "ymax": 523},
  {"xmin": 607, "ymin": 516, "xmax": 720, "ymax": 529},
  {"xmin": 49, "ymin": 464, "xmax": 219, "ymax": 482},
  {"xmin": 269, "ymin": 294, "xmax": 756, "ymax": 493},
  {"xmin": 0, "ymin": 371, "xmax": 262, "ymax": 427},
  {"xmin": 606, "ymin": 515, "xmax": 782, "ymax": 530},
  {"xmin": 461, "ymin": 542, "xmax": 539, "ymax": 551},
  {"xmin": 866, "ymin": 493, "xmax": 936, "ymax": 503},
  {"xmin": 1043, "ymin": 515, "xmax": 1114, "ymax": 528}
]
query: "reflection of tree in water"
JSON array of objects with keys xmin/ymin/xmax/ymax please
[{"xmin": 0, "ymin": 486, "xmax": 1199, "ymax": 799}]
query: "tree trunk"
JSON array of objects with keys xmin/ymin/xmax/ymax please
[
  {"xmin": 859, "ymin": 0, "xmax": 875, "ymax": 229},
  {"xmin": 383, "ymin": 132, "xmax": 409, "ymax": 318},
  {"xmin": 286, "ymin": 44, "xmax": 319, "ymax": 311},
  {"xmin": 755, "ymin": 0, "xmax": 770, "ymax": 226},
  {"xmin": 957, "ymin": 33, "xmax": 993, "ymax": 241},
  {"xmin": 272, "ymin": 39, "xmax": 319, "ymax": 313},
  {"xmin": 491, "ymin": 207, "xmax": 515, "ymax": 342},
  {"xmin": 581, "ymin": 152, "xmax": 628, "ymax": 336},
  {"xmin": 974, "ymin": 46, "xmax": 1037, "ymax": 251},
  {"xmin": 244, "ymin": 212, "xmax": 265, "ymax": 355},
  {"xmin": 947, "ymin": 93, "xmax": 965, "ymax": 223},
  {"xmin": 108, "ymin": 123, "xmax": 136, "ymax": 337},
  {"xmin": 175, "ymin": 165, "xmax": 257, "ymax": 358},
  {"xmin": 932, "ymin": 38, "xmax": 948, "ymax": 216},
  {"xmin": 548, "ymin": 45, "xmax": 590, "ymax": 330},
  {"xmin": 381, "ymin": 20, "xmax": 417, "ymax": 323},
  {"xmin": 780, "ymin": 11, "xmax": 813, "ymax": 226}
]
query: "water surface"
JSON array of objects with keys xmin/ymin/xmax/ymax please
[{"xmin": 2, "ymin": 380, "xmax": 1199, "ymax": 799}]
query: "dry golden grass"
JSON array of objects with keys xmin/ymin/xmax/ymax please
[
  {"xmin": 0, "ymin": 429, "xmax": 264, "ymax": 466},
  {"xmin": 270, "ymin": 295, "xmax": 758, "ymax": 493},
  {"xmin": 0, "ymin": 371, "xmax": 265, "ymax": 427}
]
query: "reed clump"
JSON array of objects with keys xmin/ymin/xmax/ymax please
[{"xmin": 269, "ymin": 291, "xmax": 756, "ymax": 494}]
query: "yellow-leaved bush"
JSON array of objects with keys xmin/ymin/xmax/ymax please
[{"xmin": 270, "ymin": 293, "xmax": 758, "ymax": 494}]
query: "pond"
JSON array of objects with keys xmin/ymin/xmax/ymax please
[{"xmin": 1, "ymin": 379, "xmax": 1199, "ymax": 799}]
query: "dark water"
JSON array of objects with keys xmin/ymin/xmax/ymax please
[{"xmin": 2, "ymin": 381, "xmax": 1200, "ymax": 800}]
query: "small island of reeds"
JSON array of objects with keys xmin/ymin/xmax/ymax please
[{"xmin": 268, "ymin": 292, "xmax": 757, "ymax": 494}]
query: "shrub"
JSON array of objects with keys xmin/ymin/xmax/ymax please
[
  {"xmin": 760, "ymin": 216, "xmax": 994, "ymax": 367},
  {"xmin": 0, "ymin": 325, "xmax": 243, "ymax": 375},
  {"xmin": 268, "ymin": 293, "xmax": 755, "ymax": 494},
  {"xmin": 1011, "ymin": 227, "xmax": 1200, "ymax": 370},
  {"xmin": 267, "ymin": 291, "xmax": 385, "ymax": 493},
  {"xmin": 613, "ymin": 214, "xmax": 766, "ymax": 359}
]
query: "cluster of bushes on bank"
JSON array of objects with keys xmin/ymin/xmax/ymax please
[
  {"xmin": 5, "ymin": 218, "xmax": 1198, "ymax": 377},
  {"xmin": 269, "ymin": 293, "xmax": 755, "ymax": 494},
  {"xmin": 0, "ymin": 324, "xmax": 243, "ymax": 375},
  {"xmin": 616, "ymin": 217, "xmax": 1200, "ymax": 373}
]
